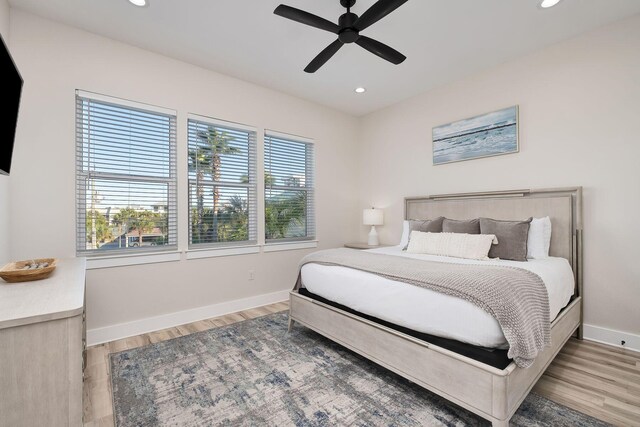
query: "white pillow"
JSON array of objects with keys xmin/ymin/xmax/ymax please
[
  {"xmin": 406, "ymin": 231, "xmax": 498, "ymax": 260},
  {"xmin": 399, "ymin": 220, "xmax": 410, "ymax": 248},
  {"xmin": 527, "ymin": 217, "xmax": 552, "ymax": 259}
]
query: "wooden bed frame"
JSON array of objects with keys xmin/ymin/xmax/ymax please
[{"xmin": 289, "ymin": 187, "xmax": 583, "ymax": 426}]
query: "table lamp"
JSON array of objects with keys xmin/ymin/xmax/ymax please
[{"xmin": 363, "ymin": 208, "xmax": 384, "ymax": 246}]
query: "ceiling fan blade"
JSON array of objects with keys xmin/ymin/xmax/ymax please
[
  {"xmin": 356, "ymin": 36, "xmax": 406, "ymax": 65},
  {"xmin": 304, "ymin": 39, "xmax": 344, "ymax": 73},
  {"xmin": 274, "ymin": 5, "xmax": 340, "ymax": 34},
  {"xmin": 354, "ymin": 0, "xmax": 409, "ymax": 31}
]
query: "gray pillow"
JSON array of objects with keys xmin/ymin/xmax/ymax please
[
  {"xmin": 479, "ymin": 217, "xmax": 533, "ymax": 261},
  {"xmin": 443, "ymin": 218, "xmax": 480, "ymax": 234},
  {"xmin": 403, "ymin": 217, "xmax": 444, "ymax": 250}
]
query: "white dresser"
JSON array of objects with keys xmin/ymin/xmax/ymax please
[{"xmin": 0, "ymin": 258, "xmax": 86, "ymax": 427}]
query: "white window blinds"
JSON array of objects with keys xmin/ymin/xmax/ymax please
[
  {"xmin": 188, "ymin": 116, "xmax": 257, "ymax": 247},
  {"xmin": 75, "ymin": 92, "xmax": 177, "ymax": 255},
  {"xmin": 264, "ymin": 132, "xmax": 315, "ymax": 242}
]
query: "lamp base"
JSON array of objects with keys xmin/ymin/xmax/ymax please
[{"xmin": 367, "ymin": 226, "xmax": 379, "ymax": 246}]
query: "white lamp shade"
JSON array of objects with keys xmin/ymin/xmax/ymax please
[{"xmin": 363, "ymin": 208, "xmax": 384, "ymax": 226}]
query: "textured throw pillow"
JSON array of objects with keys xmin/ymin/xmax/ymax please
[
  {"xmin": 406, "ymin": 231, "xmax": 498, "ymax": 260},
  {"xmin": 480, "ymin": 217, "xmax": 533, "ymax": 261},
  {"xmin": 399, "ymin": 220, "xmax": 410, "ymax": 249},
  {"xmin": 442, "ymin": 218, "xmax": 480, "ymax": 234},
  {"xmin": 402, "ymin": 217, "xmax": 444, "ymax": 250},
  {"xmin": 527, "ymin": 217, "xmax": 552, "ymax": 259}
]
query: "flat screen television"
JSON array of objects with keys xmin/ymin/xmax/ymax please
[{"xmin": 0, "ymin": 32, "xmax": 22, "ymax": 176}]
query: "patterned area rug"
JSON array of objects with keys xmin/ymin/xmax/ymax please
[{"xmin": 111, "ymin": 312, "xmax": 609, "ymax": 426}]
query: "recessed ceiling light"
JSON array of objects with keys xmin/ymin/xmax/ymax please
[
  {"xmin": 540, "ymin": 0, "xmax": 561, "ymax": 8},
  {"xmin": 355, "ymin": 87, "xmax": 366, "ymax": 94},
  {"xmin": 128, "ymin": 0, "xmax": 148, "ymax": 7}
]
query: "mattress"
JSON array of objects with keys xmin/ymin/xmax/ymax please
[
  {"xmin": 297, "ymin": 288, "xmax": 513, "ymax": 369},
  {"xmin": 300, "ymin": 246, "xmax": 575, "ymax": 349}
]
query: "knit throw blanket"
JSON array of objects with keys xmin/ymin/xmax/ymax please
[{"xmin": 295, "ymin": 248, "xmax": 550, "ymax": 368}]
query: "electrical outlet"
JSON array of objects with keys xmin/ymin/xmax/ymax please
[{"xmin": 248, "ymin": 269, "xmax": 255, "ymax": 281}]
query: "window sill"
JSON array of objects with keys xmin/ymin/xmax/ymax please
[
  {"xmin": 86, "ymin": 251, "xmax": 181, "ymax": 270},
  {"xmin": 263, "ymin": 240, "xmax": 318, "ymax": 253},
  {"xmin": 84, "ymin": 241, "xmax": 318, "ymax": 268},
  {"xmin": 186, "ymin": 245, "xmax": 261, "ymax": 260}
]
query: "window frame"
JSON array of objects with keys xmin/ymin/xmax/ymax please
[
  {"xmin": 186, "ymin": 114, "xmax": 258, "ymax": 250},
  {"xmin": 75, "ymin": 90, "xmax": 178, "ymax": 259},
  {"xmin": 263, "ymin": 130, "xmax": 316, "ymax": 245}
]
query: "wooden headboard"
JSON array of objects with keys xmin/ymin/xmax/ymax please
[{"xmin": 405, "ymin": 187, "xmax": 583, "ymax": 298}]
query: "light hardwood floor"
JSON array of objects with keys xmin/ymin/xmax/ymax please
[{"xmin": 83, "ymin": 302, "xmax": 640, "ymax": 426}]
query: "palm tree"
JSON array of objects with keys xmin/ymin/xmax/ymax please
[
  {"xmin": 264, "ymin": 171, "xmax": 307, "ymax": 240},
  {"xmin": 188, "ymin": 127, "xmax": 240, "ymax": 243},
  {"xmin": 219, "ymin": 195, "xmax": 249, "ymax": 241},
  {"xmin": 265, "ymin": 191, "xmax": 306, "ymax": 240}
]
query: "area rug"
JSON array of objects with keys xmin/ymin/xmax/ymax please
[{"xmin": 111, "ymin": 312, "xmax": 609, "ymax": 426}]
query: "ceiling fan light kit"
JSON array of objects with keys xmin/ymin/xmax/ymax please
[
  {"xmin": 127, "ymin": 0, "xmax": 148, "ymax": 7},
  {"xmin": 274, "ymin": 0, "xmax": 409, "ymax": 73},
  {"xmin": 540, "ymin": 0, "xmax": 562, "ymax": 8}
]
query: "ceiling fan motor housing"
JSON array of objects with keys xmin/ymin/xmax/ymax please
[{"xmin": 338, "ymin": 12, "xmax": 359, "ymax": 43}]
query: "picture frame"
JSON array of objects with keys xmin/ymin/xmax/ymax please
[{"xmin": 432, "ymin": 105, "xmax": 519, "ymax": 165}]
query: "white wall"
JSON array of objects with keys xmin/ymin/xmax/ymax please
[
  {"xmin": 359, "ymin": 15, "xmax": 640, "ymax": 337},
  {"xmin": 0, "ymin": 0, "xmax": 10, "ymax": 265},
  {"xmin": 9, "ymin": 10, "xmax": 361, "ymax": 332},
  {"xmin": 0, "ymin": 1, "xmax": 7, "ymax": 45}
]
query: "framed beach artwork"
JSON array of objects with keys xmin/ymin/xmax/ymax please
[{"xmin": 432, "ymin": 105, "xmax": 519, "ymax": 165}]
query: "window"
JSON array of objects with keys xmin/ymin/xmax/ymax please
[
  {"xmin": 264, "ymin": 131, "xmax": 315, "ymax": 243},
  {"xmin": 187, "ymin": 116, "xmax": 257, "ymax": 248},
  {"xmin": 75, "ymin": 91, "xmax": 177, "ymax": 256}
]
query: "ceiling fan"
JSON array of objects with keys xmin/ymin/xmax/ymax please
[{"xmin": 274, "ymin": 0, "xmax": 409, "ymax": 73}]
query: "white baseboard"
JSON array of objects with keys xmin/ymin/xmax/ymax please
[
  {"xmin": 583, "ymin": 324, "xmax": 640, "ymax": 353},
  {"xmin": 87, "ymin": 289, "xmax": 290, "ymax": 346}
]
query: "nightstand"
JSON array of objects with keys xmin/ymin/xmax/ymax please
[{"xmin": 344, "ymin": 242, "xmax": 391, "ymax": 250}]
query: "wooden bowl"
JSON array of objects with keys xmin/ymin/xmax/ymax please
[{"xmin": 0, "ymin": 258, "xmax": 57, "ymax": 283}]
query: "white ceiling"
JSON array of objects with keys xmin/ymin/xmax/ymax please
[{"xmin": 9, "ymin": 0, "xmax": 640, "ymax": 116}]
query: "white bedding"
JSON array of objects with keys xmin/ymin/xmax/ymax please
[{"xmin": 300, "ymin": 245, "xmax": 575, "ymax": 349}]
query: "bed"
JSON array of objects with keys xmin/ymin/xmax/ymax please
[{"xmin": 288, "ymin": 187, "xmax": 583, "ymax": 426}]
